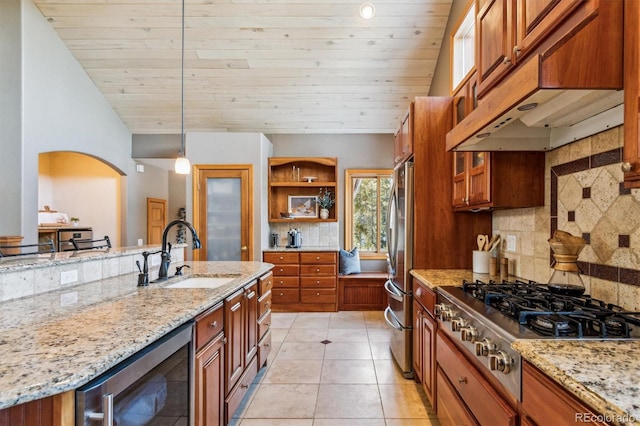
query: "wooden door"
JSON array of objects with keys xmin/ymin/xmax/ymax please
[
  {"xmin": 412, "ymin": 300, "xmax": 423, "ymax": 383},
  {"xmin": 421, "ymin": 312, "xmax": 436, "ymax": 407},
  {"xmin": 452, "ymin": 152, "xmax": 468, "ymax": 207},
  {"xmin": 147, "ymin": 198, "xmax": 166, "ymax": 245},
  {"xmin": 195, "ymin": 333, "xmax": 225, "ymax": 426},
  {"xmin": 193, "ymin": 165, "xmax": 253, "ymax": 261}
]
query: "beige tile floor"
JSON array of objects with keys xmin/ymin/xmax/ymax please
[{"xmin": 230, "ymin": 311, "xmax": 440, "ymax": 426}]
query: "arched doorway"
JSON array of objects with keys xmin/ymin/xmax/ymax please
[{"xmin": 38, "ymin": 151, "xmax": 124, "ymax": 248}]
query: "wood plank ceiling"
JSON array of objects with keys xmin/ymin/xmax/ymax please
[{"xmin": 34, "ymin": 0, "xmax": 453, "ymax": 134}]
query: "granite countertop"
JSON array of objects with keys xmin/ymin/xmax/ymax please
[
  {"xmin": 262, "ymin": 245, "xmax": 340, "ymax": 252},
  {"xmin": 410, "ymin": 268, "xmax": 519, "ymax": 289},
  {"xmin": 0, "ymin": 260, "xmax": 272, "ymax": 409},
  {"xmin": 512, "ymin": 340, "xmax": 640, "ymax": 426}
]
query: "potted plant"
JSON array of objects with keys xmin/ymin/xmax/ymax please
[
  {"xmin": 317, "ymin": 188, "xmax": 334, "ymax": 219},
  {"xmin": 70, "ymin": 217, "xmax": 80, "ymax": 227}
]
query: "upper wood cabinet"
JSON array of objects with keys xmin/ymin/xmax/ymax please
[
  {"xmin": 267, "ymin": 157, "xmax": 338, "ymax": 222},
  {"xmin": 477, "ymin": 0, "xmax": 594, "ymax": 97},
  {"xmin": 624, "ymin": 0, "xmax": 640, "ymax": 188},
  {"xmin": 394, "ymin": 103, "xmax": 414, "ymax": 165},
  {"xmin": 453, "ymin": 151, "xmax": 545, "ymax": 211}
]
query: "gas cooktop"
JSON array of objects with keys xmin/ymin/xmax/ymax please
[{"xmin": 448, "ymin": 279, "xmax": 640, "ymax": 339}]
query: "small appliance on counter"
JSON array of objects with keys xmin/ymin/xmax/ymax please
[{"xmin": 287, "ymin": 228, "xmax": 302, "ymax": 248}]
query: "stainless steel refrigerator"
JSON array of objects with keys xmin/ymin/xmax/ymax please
[{"xmin": 384, "ymin": 160, "xmax": 414, "ymax": 378}]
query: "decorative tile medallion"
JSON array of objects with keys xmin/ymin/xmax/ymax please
[{"xmin": 550, "ymin": 148, "xmax": 640, "ymax": 286}]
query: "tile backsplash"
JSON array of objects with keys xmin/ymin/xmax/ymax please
[
  {"xmin": 269, "ymin": 222, "xmax": 339, "ymax": 248},
  {"xmin": 493, "ymin": 126, "xmax": 640, "ymax": 310}
]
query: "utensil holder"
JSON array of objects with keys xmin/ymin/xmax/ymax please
[{"xmin": 472, "ymin": 250, "xmax": 491, "ymax": 274}]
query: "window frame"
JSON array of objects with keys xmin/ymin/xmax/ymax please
[{"xmin": 344, "ymin": 168, "xmax": 393, "ymax": 260}]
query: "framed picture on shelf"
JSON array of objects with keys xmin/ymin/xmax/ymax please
[{"xmin": 288, "ymin": 195, "xmax": 319, "ymax": 218}]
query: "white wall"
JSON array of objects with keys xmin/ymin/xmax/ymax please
[{"xmin": 0, "ymin": 0, "xmax": 168, "ymax": 246}]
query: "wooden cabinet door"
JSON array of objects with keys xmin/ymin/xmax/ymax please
[
  {"xmin": 477, "ymin": 0, "xmax": 516, "ymax": 96},
  {"xmin": 393, "ymin": 127, "xmax": 403, "ymax": 165},
  {"xmin": 452, "ymin": 152, "xmax": 468, "ymax": 207},
  {"xmin": 412, "ymin": 300, "xmax": 423, "ymax": 383},
  {"xmin": 515, "ymin": 0, "xmax": 585, "ymax": 58},
  {"xmin": 394, "ymin": 104, "xmax": 413, "ymax": 164},
  {"xmin": 421, "ymin": 312, "xmax": 436, "ymax": 406},
  {"xmin": 244, "ymin": 281, "xmax": 258, "ymax": 366},
  {"xmin": 224, "ymin": 289, "xmax": 245, "ymax": 393},
  {"xmin": 467, "ymin": 152, "xmax": 490, "ymax": 205},
  {"xmin": 195, "ymin": 333, "xmax": 225, "ymax": 426},
  {"xmin": 624, "ymin": 0, "xmax": 640, "ymax": 188}
]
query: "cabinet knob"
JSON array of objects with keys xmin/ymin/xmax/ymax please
[
  {"xmin": 457, "ymin": 377, "xmax": 468, "ymax": 385},
  {"xmin": 279, "ymin": 256, "xmax": 284, "ymax": 260},
  {"xmin": 622, "ymin": 162, "xmax": 632, "ymax": 173},
  {"xmin": 316, "ymin": 292, "xmax": 320, "ymax": 296},
  {"xmin": 241, "ymin": 384, "xmax": 249, "ymax": 389},
  {"xmin": 513, "ymin": 45, "xmax": 521, "ymax": 56},
  {"xmin": 279, "ymin": 292, "xmax": 284, "ymax": 296},
  {"xmin": 502, "ymin": 56, "xmax": 511, "ymax": 65},
  {"xmin": 316, "ymin": 280, "xmax": 320, "ymax": 284},
  {"xmin": 316, "ymin": 256, "xmax": 320, "ymax": 260},
  {"xmin": 316, "ymin": 268, "xmax": 320, "ymax": 273},
  {"xmin": 265, "ymin": 323, "xmax": 270, "ymax": 327},
  {"xmin": 209, "ymin": 321, "xmax": 217, "ymax": 328},
  {"xmin": 279, "ymin": 268, "xmax": 284, "ymax": 273}
]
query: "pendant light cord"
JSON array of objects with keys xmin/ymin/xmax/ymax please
[{"xmin": 180, "ymin": 0, "xmax": 185, "ymax": 154}]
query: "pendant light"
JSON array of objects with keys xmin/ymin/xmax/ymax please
[{"xmin": 174, "ymin": 0, "xmax": 191, "ymax": 174}]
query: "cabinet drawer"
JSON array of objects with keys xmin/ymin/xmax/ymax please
[
  {"xmin": 436, "ymin": 333, "xmax": 516, "ymax": 426},
  {"xmin": 258, "ymin": 291, "xmax": 272, "ymax": 317},
  {"xmin": 264, "ymin": 252, "xmax": 299, "ymax": 264},
  {"xmin": 194, "ymin": 303, "xmax": 224, "ymax": 351},
  {"xmin": 436, "ymin": 368, "xmax": 479, "ymax": 426},
  {"xmin": 300, "ymin": 276, "xmax": 336, "ymax": 288},
  {"xmin": 272, "ymin": 288, "xmax": 299, "ymax": 304},
  {"xmin": 273, "ymin": 276, "xmax": 299, "ymax": 288},
  {"xmin": 258, "ymin": 329, "xmax": 272, "ymax": 368},
  {"xmin": 300, "ymin": 264, "xmax": 336, "ymax": 276},
  {"xmin": 413, "ymin": 279, "xmax": 436, "ymax": 317},
  {"xmin": 300, "ymin": 252, "xmax": 337, "ymax": 264},
  {"xmin": 300, "ymin": 288, "xmax": 336, "ymax": 304},
  {"xmin": 272, "ymin": 264, "xmax": 299, "ymax": 276},
  {"xmin": 258, "ymin": 310, "xmax": 271, "ymax": 339},
  {"xmin": 259, "ymin": 271, "xmax": 273, "ymax": 295},
  {"xmin": 226, "ymin": 356, "xmax": 258, "ymax": 422}
]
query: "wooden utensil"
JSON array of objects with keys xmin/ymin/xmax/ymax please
[
  {"xmin": 477, "ymin": 235, "xmax": 487, "ymax": 251},
  {"xmin": 486, "ymin": 235, "xmax": 500, "ymax": 251},
  {"xmin": 488, "ymin": 235, "xmax": 501, "ymax": 252}
]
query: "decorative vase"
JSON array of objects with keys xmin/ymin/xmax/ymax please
[{"xmin": 320, "ymin": 208, "xmax": 329, "ymax": 219}]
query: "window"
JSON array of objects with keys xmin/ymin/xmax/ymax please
[{"xmin": 344, "ymin": 169, "xmax": 393, "ymax": 258}]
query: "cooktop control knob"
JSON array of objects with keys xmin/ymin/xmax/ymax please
[
  {"xmin": 460, "ymin": 326, "xmax": 478, "ymax": 342},
  {"xmin": 475, "ymin": 338, "xmax": 496, "ymax": 357},
  {"xmin": 451, "ymin": 318, "xmax": 468, "ymax": 332},
  {"xmin": 489, "ymin": 351, "xmax": 513, "ymax": 374},
  {"xmin": 434, "ymin": 303, "xmax": 447, "ymax": 317}
]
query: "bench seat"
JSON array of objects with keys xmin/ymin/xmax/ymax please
[{"xmin": 338, "ymin": 272, "xmax": 388, "ymax": 311}]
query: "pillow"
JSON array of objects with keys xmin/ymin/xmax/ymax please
[{"xmin": 339, "ymin": 247, "xmax": 361, "ymax": 275}]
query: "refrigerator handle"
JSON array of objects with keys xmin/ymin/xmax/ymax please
[
  {"xmin": 386, "ymin": 177, "xmax": 398, "ymax": 275},
  {"xmin": 384, "ymin": 279, "xmax": 404, "ymax": 302},
  {"xmin": 384, "ymin": 306, "xmax": 404, "ymax": 331}
]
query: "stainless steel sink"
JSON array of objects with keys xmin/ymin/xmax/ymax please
[{"xmin": 165, "ymin": 276, "xmax": 239, "ymax": 289}]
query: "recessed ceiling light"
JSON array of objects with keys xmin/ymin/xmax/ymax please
[{"xmin": 360, "ymin": 3, "xmax": 375, "ymax": 20}]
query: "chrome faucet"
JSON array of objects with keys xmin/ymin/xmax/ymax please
[{"xmin": 158, "ymin": 219, "xmax": 201, "ymax": 280}]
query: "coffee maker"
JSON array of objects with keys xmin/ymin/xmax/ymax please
[{"xmin": 287, "ymin": 228, "xmax": 302, "ymax": 248}]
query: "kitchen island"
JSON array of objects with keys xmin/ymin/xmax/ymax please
[
  {"xmin": 0, "ymin": 260, "xmax": 273, "ymax": 412},
  {"xmin": 411, "ymin": 269, "xmax": 640, "ymax": 426}
]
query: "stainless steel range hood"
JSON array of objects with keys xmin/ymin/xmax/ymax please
[{"xmin": 446, "ymin": 53, "xmax": 624, "ymax": 152}]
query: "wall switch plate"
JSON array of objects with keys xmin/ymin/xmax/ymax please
[
  {"xmin": 506, "ymin": 235, "xmax": 517, "ymax": 252},
  {"xmin": 60, "ymin": 269, "xmax": 78, "ymax": 285},
  {"xmin": 137, "ymin": 238, "xmax": 143, "ymax": 246}
]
